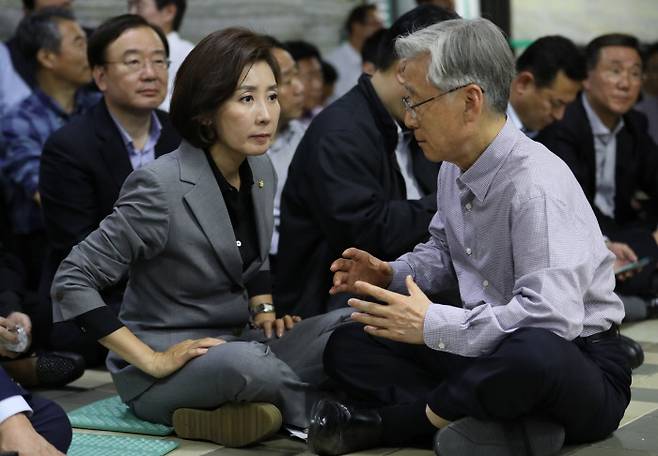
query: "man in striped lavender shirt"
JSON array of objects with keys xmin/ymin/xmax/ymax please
[{"xmin": 307, "ymin": 18, "xmax": 631, "ymax": 456}]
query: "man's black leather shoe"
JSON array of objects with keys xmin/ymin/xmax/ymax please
[
  {"xmin": 2, "ymin": 351, "xmax": 85, "ymax": 387},
  {"xmin": 307, "ymin": 399, "xmax": 383, "ymax": 455},
  {"xmin": 619, "ymin": 334, "xmax": 644, "ymax": 369},
  {"xmin": 434, "ymin": 416, "xmax": 565, "ymax": 456}
]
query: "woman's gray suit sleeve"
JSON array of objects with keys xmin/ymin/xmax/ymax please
[{"xmin": 51, "ymin": 167, "xmax": 170, "ymax": 322}]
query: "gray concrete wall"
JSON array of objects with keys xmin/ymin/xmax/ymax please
[{"xmin": 0, "ymin": 0, "xmax": 361, "ymax": 54}]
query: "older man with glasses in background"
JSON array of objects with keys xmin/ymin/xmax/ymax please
[
  {"xmin": 127, "ymin": 0, "xmax": 194, "ymax": 111},
  {"xmin": 309, "ymin": 18, "xmax": 631, "ymax": 456},
  {"xmin": 538, "ymin": 34, "xmax": 658, "ymax": 329}
]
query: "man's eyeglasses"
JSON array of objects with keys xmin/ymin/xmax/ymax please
[
  {"xmin": 402, "ymin": 83, "xmax": 481, "ymax": 120},
  {"xmin": 601, "ymin": 66, "xmax": 643, "ymax": 84},
  {"xmin": 105, "ymin": 57, "xmax": 170, "ymax": 73}
]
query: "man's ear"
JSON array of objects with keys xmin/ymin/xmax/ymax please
[
  {"xmin": 462, "ymin": 84, "xmax": 485, "ymax": 122},
  {"xmin": 92, "ymin": 65, "xmax": 107, "ymax": 92},
  {"xmin": 36, "ymin": 48, "xmax": 57, "ymax": 70},
  {"xmin": 582, "ymin": 73, "xmax": 593, "ymax": 92},
  {"xmin": 514, "ymin": 71, "xmax": 536, "ymax": 93}
]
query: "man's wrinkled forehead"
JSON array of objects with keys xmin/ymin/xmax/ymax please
[{"xmin": 399, "ymin": 55, "xmax": 432, "ymax": 95}]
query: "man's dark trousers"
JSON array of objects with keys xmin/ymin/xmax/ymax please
[{"xmin": 324, "ymin": 323, "xmax": 631, "ymax": 445}]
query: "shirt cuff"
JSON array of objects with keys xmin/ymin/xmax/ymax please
[
  {"xmin": 388, "ymin": 260, "xmax": 414, "ymax": 293},
  {"xmin": 0, "ymin": 395, "xmax": 32, "ymax": 425},
  {"xmin": 74, "ymin": 306, "xmax": 124, "ymax": 340},
  {"xmin": 423, "ymin": 303, "xmax": 469, "ymax": 353},
  {"xmin": 246, "ymin": 270, "xmax": 272, "ymax": 297}
]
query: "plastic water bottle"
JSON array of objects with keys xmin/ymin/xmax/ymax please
[{"xmin": 3, "ymin": 325, "xmax": 29, "ymax": 353}]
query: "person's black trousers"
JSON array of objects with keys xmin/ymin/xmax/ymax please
[
  {"xmin": 26, "ymin": 393, "xmax": 72, "ymax": 452},
  {"xmin": 324, "ymin": 323, "xmax": 631, "ymax": 446},
  {"xmin": 610, "ymin": 225, "xmax": 658, "ymax": 298}
]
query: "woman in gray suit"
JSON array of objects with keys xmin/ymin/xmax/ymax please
[{"xmin": 50, "ymin": 24, "xmax": 350, "ymax": 447}]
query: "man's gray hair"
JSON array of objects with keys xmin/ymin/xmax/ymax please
[
  {"xmin": 395, "ymin": 18, "xmax": 514, "ymax": 114},
  {"xmin": 16, "ymin": 7, "xmax": 75, "ymax": 60}
]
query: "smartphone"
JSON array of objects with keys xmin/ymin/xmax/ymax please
[{"xmin": 614, "ymin": 256, "xmax": 652, "ymax": 275}]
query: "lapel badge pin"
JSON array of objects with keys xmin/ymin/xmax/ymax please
[{"xmin": 257, "ymin": 179, "xmax": 264, "ymax": 188}]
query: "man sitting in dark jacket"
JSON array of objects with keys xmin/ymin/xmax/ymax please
[
  {"xmin": 537, "ymin": 33, "xmax": 658, "ymax": 326},
  {"xmin": 275, "ymin": 5, "xmax": 458, "ymax": 317},
  {"xmin": 38, "ymin": 15, "xmax": 180, "ymax": 365}
]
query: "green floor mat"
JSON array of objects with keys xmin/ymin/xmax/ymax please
[
  {"xmin": 68, "ymin": 433, "xmax": 178, "ymax": 456},
  {"xmin": 68, "ymin": 395, "xmax": 173, "ymax": 436}
]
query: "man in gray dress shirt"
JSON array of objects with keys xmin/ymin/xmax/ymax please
[{"xmin": 307, "ymin": 18, "xmax": 631, "ymax": 456}]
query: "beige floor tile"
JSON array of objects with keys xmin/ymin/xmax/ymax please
[
  {"xmin": 168, "ymin": 437, "xmax": 222, "ymax": 455},
  {"xmin": 382, "ymin": 448, "xmax": 432, "ymax": 456},
  {"xmin": 644, "ymin": 353, "xmax": 658, "ymax": 365},
  {"xmin": 631, "ymin": 373, "xmax": 658, "ymax": 390},
  {"xmin": 622, "ymin": 320, "xmax": 658, "ymax": 344},
  {"xmin": 343, "ymin": 448, "xmax": 401, "ymax": 456},
  {"xmin": 564, "ymin": 447, "xmax": 658, "ymax": 455},
  {"xmin": 620, "ymin": 401, "xmax": 658, "ymax": 427},
  {"xmin": 66, "ymin": 368, "xmax": 113, "ymax": 389}
]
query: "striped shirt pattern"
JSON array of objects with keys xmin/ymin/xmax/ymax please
[{"xmin": 389, "ymin": 118, "xmax": 624, "ymax": 357}]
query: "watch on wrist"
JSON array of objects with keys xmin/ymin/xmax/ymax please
[{"xmin": 249, "ymin": 303, "xmax": 275, "ymax": 326}]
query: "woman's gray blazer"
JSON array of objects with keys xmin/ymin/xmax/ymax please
[{"xmin": 51, "ymin": 140, "xmax": 276, "ymax": 402}]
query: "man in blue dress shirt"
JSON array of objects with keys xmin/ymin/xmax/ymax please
[{"xmin": 0, "ymin": 7, "xmax": 98, "ymax": 289}]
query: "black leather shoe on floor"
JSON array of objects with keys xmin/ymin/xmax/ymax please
[
  {"xmin": 307, "ymin": 399, "xmax": 383, "ymax": 456},
  {"xmin": 619, "ymin": 334, "xmax": 644, "ymax": 369},
  {"xmin": 434, "ymin": 417, "xmax": 565, "ymax": 456},
  {"xmin": 36, "ymin": 351, "xmax": 85, "ymax": 387}
]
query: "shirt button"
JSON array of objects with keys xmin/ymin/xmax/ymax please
[
  {"xmin": 465, "ymin": 202, "xmax": 472, "ymax": 211},
  {"xmin": 236, "ymin": 240, "xmax": 242, "ymax": 247},
  {"xmin": 438, "ymin": 342, "xmax": 445, "ymax": 350},
  {"xmin": 465, "ymin": 247, "xmax": 472, "ymax": 255},
  {"xmin": 482, "ymin": 280, "xmax": 489, "ymax": 287}
]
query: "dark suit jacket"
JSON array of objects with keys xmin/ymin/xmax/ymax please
[
  {"xmin": 39, "ymin": 99, "xmax": 180, "ymax": 314},
  {"xmin": 275, "ymin": 74, "xmax": 440, "ymax": 317},
  {"xmin": 0, "ymin": 366, "xmax": 25, "ymax": 402},
  {"xmin": 536, "ymin": 95, "xmax": 658, "ymax": 238}
]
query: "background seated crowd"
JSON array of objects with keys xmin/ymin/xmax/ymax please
[{"xmin": 0, "ymin": 0, "xmax": 656, "ymax": 455}]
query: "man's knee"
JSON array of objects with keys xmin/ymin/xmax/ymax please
[
  {"xmin": 469, "ymin": 328, "xmax": 575, "ymax": 418},
  {"xmin": 492, "ymin": 327, "xmax": 568, "ymax": 376},
  {"xmin": 323, "ymin": 322, "xmax": 365, "ymax": 377}
]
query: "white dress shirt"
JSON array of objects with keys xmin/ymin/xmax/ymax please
[
  {"xmin": 506, "ymin": 103, "xmax": 537, "ymax": 138},
  {"xmin": 161, "ymin": 31, "xmax": 195, "ymax": 112},
  {"xmin": 326, "ymin": 42, "xmax": 362, "ymax": 101},
  {"xmin": 0, "ymin": 395, "xmax": 32, "ymax": 425},
  {"xmin": 266, "ymin": 120, "xmax": 307, "ymax": 254},
  {"xmin": 582, "ymin": 93, "xmax": 624, "ymax": 219},
  {"xmin": 394, "ymin": 123, "xmax": 422, "ymax": 200}
]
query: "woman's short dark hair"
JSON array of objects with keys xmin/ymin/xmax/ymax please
[
  {"xmin": 87, "ymin": 14, "xmax": 169, "ymax": 69},
  {"xmin": 170, "ymin": 28, "xmax": 280, "ymax": 150}
]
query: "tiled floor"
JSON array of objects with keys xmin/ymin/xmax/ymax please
[{"xmin": 40, "ymin": 319, "xmax": 658, "ymax": 455}]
